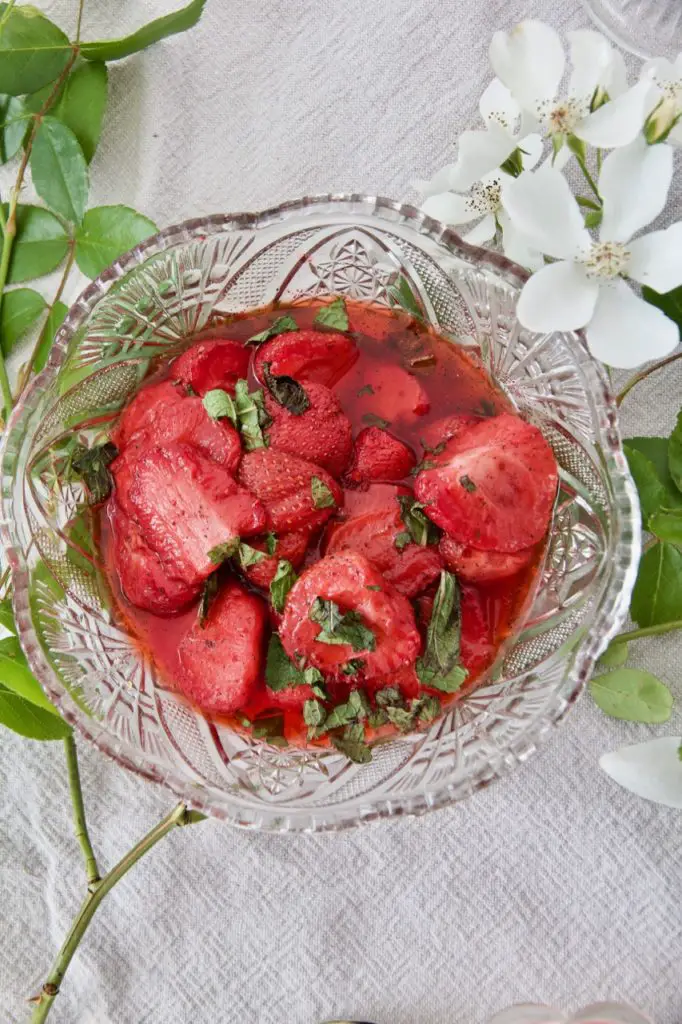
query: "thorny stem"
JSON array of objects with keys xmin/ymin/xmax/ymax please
[
  {"xmin": 16, "ymin": 240, "xmax": 76, "ymax": 393},
  {"xmin": 29, "ymin": 801, "xmax": 203, "ymax": 1023},
  {"xmin": 63, "ymin": 735, "xmax": 100, "ymax": 887},
  {"xmin": 616, "ymin": 350, "xmax": 682, "ymax": 406},
  {"xmin": 0, "ymin": 46, "xmax": 78, "ymax": 415},
  {"xmin": 610, "ymin": 620, "xmax": 682, "ymax": 645}
]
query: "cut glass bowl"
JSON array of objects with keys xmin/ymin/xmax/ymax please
[
  {"xmin": 0, "ymin": 195, "xmax": 640, "ymax": 831},
  {"xmin": 582, "ymin": 0, "xmax": 682, "ymax": 59}
]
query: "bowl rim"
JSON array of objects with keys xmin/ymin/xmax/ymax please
[{"xmin": 0, "ymin": 193, "xmax": 641, "ymax": 831}]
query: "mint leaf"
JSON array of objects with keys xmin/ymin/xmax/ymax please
[
  {"xmin": 309, "ymin": 597, "xmax": 376, "ymax": 651},
  {"xmin": 198, "ymin": 573, "xmax": 219, "ymax": 628},
  {"xmin": 459, "ymin": 474, "xmax": 477, "ymax": 493},
  {"xmin": 311, "ymin": 475, "xmax": 336, "ymax": 510},
  {"xmin": 362, "ymin": 412, "xmax": 391, "ymax": 429},
  {"xmin": 30, "ymin": 117, "xmax": 89, "ymax": 224},
  {"xmin": 324, "ymin": 701, "xmax": 355, "ymax": 730},
  {"xmin": 234, "ymin": 379, "xmax": 270, "ymax": 450},
  {"xmin": 589, "ymin": 669, "xmax": 673, "ymax": 723},
  {"xmin": 265, "ymin": 533, "xmax": 277, "ymax": 555},
  {"xmin": 80, "ymin": 0, "xmax": 207, "ymax": 62},
  {"xmin": 75, "ymin": 205, "xmax": 157, "ymax": 279},
  {"xmin": 303, "ymin": 699, "xmax": 326, "ymax": 729},
  {"xmin": 394, "ymin": 530, "xmax": 412, "ymax": 551},
  {"xmin": 397, "ymin": 494, "xmax": 439, "ymax": 546},
  {"xmin": 413, "ymin": 695, "xmax": 441, "ymax": 723},
  {"xmin": 313, "ymin": 296, "xmax": 349, "ymax": 331},
  {"xmin": 251, "ymin": 711, "xmax": 285, "ymax": 740},
  {"xmin": 237, "ymin": 542, "xmax": 267, "ymax": 568},
  {"xmin": 386, "ymin": 705, "xmax": 415, "ymax": 733},
  {"xmin": 207, "ymin": 538, "xmax": 240, "ymax": 565},
  {"xmin": 368, "ymin": 709, "xmax": 389, "ymax": 728},
  {"xmin": 357, "ymin": 384, "xmax": 375, "ymax": 397},
  {"xmin": 341, "ymin": 658, "xmax": 365, "ymax": 677},
  {"xmin": 203, "ymin": 388, "xmax": 237, "ymax": 425},
  {"xmin": 264, "ymin": 634, "xmax": 307, "ymax": 691},
  {"xmin": 262, "ymin": 362, "xmax": 310, "ymax": 415},
  {"xmin": 387, "ymin": 276, "xmax": 424, "ymax": 321},
  {"xmin": 416, "ymin": 570, "xmax": 468, "ymax": 693},
  {"xmin": 269, "ymin": 559, "xmax": 297, "ymax": 614},
  {"xmin": 70, "ymin": 442, "xmax": 118, "ymax": 503},
  {"xmin": 347, "ymin": 689, "xmax": 371, "ymax": 719},
  {"xmin": 331, "ymin": 723, "xmax": 372, "ymax": 763},
  {"xmin": 630, "ymin": 542, "xmax": 682, "ymax": 628},
  {"xmin": 374, "ymin": 687, "xmax": 403, "ymax": 707},
  {"xmin": 246, "ymin": 315, "xmax": 298, "ymax": 346}
]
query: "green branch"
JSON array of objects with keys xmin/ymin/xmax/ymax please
[
  {"xmin": 610, "ymin": 620, "xmax": 682, "ymax": 646},
  {"xmin": 63, "ymin": 735, "xmax": 99, "ymax": 887},
  {"xmin": 616, "ymin": 350, "xmax": 682, "ymax": 406}
]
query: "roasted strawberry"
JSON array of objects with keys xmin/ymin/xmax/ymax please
[
  {"xmin": 254, "ymin": 329, "xmax": 358, "ymax": 387},
  {"xmin": 414, "ymin": 413, "xmax": 558, "ymax": 552},
  {"xmin": 238, "ymin": 449, "xmax": 342, "ymax": 533},
  {"xmin": 109, "ymin": 503, "xmax": 199, "ymax": 615},
  {"xmin": 418, "ymin": 413, "xmax": 479, "ymax": 452},
  {"xmin": 440, "ymin": 536, "xmax": 536, "ymax": 583},
  {"xmin": 112, "ymin": 380, "xmax": 186, "ymax": 449},
  {"xmin": 279, "ymin": 551, "xmax": 421, "ymax": 681},
  {"xmin": 346, "ymin": 426, "xmax": 416, "ymax": 483},
  {"xmin": 175, "ymin": 581, "xmax": 267, "ymax": 714},
  {"xmin": 171, "ymin": 338, "xmax": 249, "ymax": 396},
  {"xmin": 240, "ymin": 530, "xmax": 310, "ymax": 589},
  {"xmin": 342, "ymin": 483, "xmax": 410, "ymax": 517},
  {"xmin": 129, "ymin": 442, "xmax": 266, "ymax": 584},
  {"xmin": 324, "ymin": 504, "xmax": 441, "ymax": 598},
  {"xmin": 338, "ymin": 359, "xmax": 430, "ymax": 424},
  {"xmin": 263, "ymin": 380, "xmax": 353, "ymax": 477}
]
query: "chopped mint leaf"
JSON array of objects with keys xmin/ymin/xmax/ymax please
[
  {"xmin": 262, "ymin": 362, "xmax": 310, "ymax": 416},
  {"xmin": 387, "ymin": 277, "xmax": 424, "ymax": 321},
  {"xmin": 413, "ymin": 694, "xmax": 441, "ymax": 723},
  {"xmin": 236, "ymin": 713, "xmax": 252, "ymax": 728},
  {"xmin": 198, "ymin": 573, "xmax": 219, "ymax": 628},
  {"xmin": 374, "ymin": 686, "xmax": 404, "ymax": 708},
  {"xmin": 252, "ymin": 712, "xmax": 285, "ymax": 740},
  {"xmin": 341, "ymin": 658, "xmax": 366, "ymax": 677},
  {"xmin": 421, "ymin": 439, "xmax": 446, "ymax": 455},
  {"xmin": 397, "ymin": 494, "xmax": 440, "ymax": 546},
  {"xmin": 362, "ymin": 412, "xmax": 391, "ymax": 429},
  {"xmin": 207, "ymin": 538, "xmax": 240, "ymax": 565},
  {"xmin": 357, "ymin": 384, "xmax": 375, "ymax": 397},
  {"xmin": 303, "ymin": 665, "xmax": 324, "ymax": 686},
  {"xmin": 394, "ymin": 530, "xmax": 412, "ymax": 551},
  {"xmin": 202, "ymin": 388, "xmax": 237, "ymax": 425},
  {"xmin": 313, "ymin": 296, "xmax": 349, "ymax": 331},
  {"xmin": 234, "ymin": 379, "xmax": 270, "ymax": 450},
  {"xmin": 411, "ymin": 459, "xmax": 436, "ymax": 475},
  {"xmin": 324, "ymin": 701, "xmax": 355, "ymax": 730},
  {"xmin": 386, "ymin": 705, "xmax": 415, "ymax": 733},
  {"xmin": 303, "ymin": 699, "xmax": 326, "ymax": 729},
  {"xmin": 460, "ymin": 474, "xmax": 477, "ymax": 493},
  {"xmin": 265, "ymin": 533, "xmax": 278, "ymax": 556},
  {"xmin": 331, "ymin": 723, "xmax": 372, "ymax": 763},
  {"xmin": 311, "ymin": 475, "xmax": 336, "ymax": 510},
  {"xmin": 368, "ymin": 709, "xmax": 389, "ymax": 728},
  {"xmin": 238, "ymin": 542, "xmax": 267, "ymax": 568},
  {"xmin": 265, "ymin": 634, "xmax": 308, "ymax": 691},
  {"xmin": 70, "ymin": 442, "xmax": 118, "ymax": 504},
  {"xmin": 347, "ymin": 688, "xmax": 371, "ymax": 719},
  {"xmin": 416, "ymin": 571, "xmax": 468, "ymax": 693},
  {"xmin": 269, "ymin": 559, "xmax": 297, "ymax": 614},
  {"xmin": 309, "ymin": 597, "xmax": 376, "ymax": 652},
  {"xmin": 245, "ymin": 314, "xmax": 298, "ymax": 346},
  {"xmin": 311, "ymin": 682, "xmax": 329, "ymax": 700},
  {"xmin": 365, "ymin": 584, "xmax": 382, "ymax": 592}
]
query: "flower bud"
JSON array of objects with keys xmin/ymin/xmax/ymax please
[{"xmin": 644, "ymin": 97, "xmax": 681, "ymax": 144}]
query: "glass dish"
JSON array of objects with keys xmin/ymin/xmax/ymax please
[
  {"xmin": 0, "ymin": 195, "xmax": 640, "ymax": 831},
  {"xmin": 582, "ymin": 0, "xmax": 682, "ymax": 59}
]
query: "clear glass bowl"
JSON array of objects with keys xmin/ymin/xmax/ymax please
[
  {"xmin": 582, "ymin": 0, "xmax": 682, "ymax": 59},
  {"xmin": 0, "ymin": 195, "xmax": 640, "ymax": 831}
]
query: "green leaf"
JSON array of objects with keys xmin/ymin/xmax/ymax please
[
  {"xmin": 387, "ymin": 276, "xmax": 424, "ymax": 321},
  {"xmin": 597, "ymin": 641, "xmax": 628, "ymax": 670},
  {"xmin": 8, "ymin": 204, "xmax": 69, "ymax": 283},
  {"xmin": 202, "ymin": 388, "xmax": 237, "ymax": 425},
  {"xmin": 631, "ymin": 542, "xmax": 682, "ymax": 628},
  {"xmin": 625, "ymin": 436, "xmax": 681, "ymax": 498},
  {"xmin": 264, "ymin": 634, "xmax": 308, "ymax": 692},
  {"xmin": 341, "ymin": 657, "xmax": 365, "ymax": 677},
  {"xmin": 70, "ymin": 441, "xmax": 118, "ymax": 503},
  {"xmin": 233, "ymin": 379, "xmax": 270, "ymax": 451},
  {"xmin": 416, "ymin": 570, "xmax": 468, "ymax": 693},
  {"xmin": 649, "ymin": 508, "xmax": 682, "ymax": 545},
  {"xmin": 330, "ymin": 722, "xmax": 372, "ymax": 763},
  {"xmin": 0, "ymin": 5, "xmax": 72, "ymax": 96},
  {"xmin": 386, "ymin": 705, "xmax": 415, "ymax": 733},
  {"xmin": 589, "ymin": 669, "xmax": 673, "ymax": 724},
  {"xmin": 75, "ymin": 205, "xmax": 157, "ymax": 278},
  {"xmin": 246, "ymin": 314, "xmax": 298, "ymax": 346},
  {"xmin": 375, "ymin": 686, "xmax": 403, "ymax": 707},
  {"xmin": 0, "ymin": 690, "xmax": 71, "ymax": 739},
  {"xmin": 394, "ymin": 530, "xmax": 411, "ymax": 551},
  {"xmin": 237, "ymin": 542, "xmax": 267, "ymax": 568},
  {"xmin": 413, "ymin": 694, "xmax": 441, "ymax": 724},
  {"xmin": 262, "ymin": 362, "xmax": 310, "ymax": 415},
  {"xmin": 49, "ymin": 61, "xmax": 108, "ymax": 164},
  {"xmin": 269, "ymin": 559, "xmax": 297, "ymax": 614},
  {"xmin": 584, "ymin": 209, "xmax": 603, "ymax": 230},
  {"xmin": 207, "ymin": 538, "xmax": 239, "ymax": 565},
  {"xmin": 251, "ymin": 711, "xmax": 285, "ymax": 740},
  {"xmin": 309, "ymin": 597, "xmax": 376, "ymax": 651},
  {"xmin": 347, "ymin": 688, "xmax": 371, "ymax": 719},
  {"xmin": 313, "ymin": 296, "xmax": 349, "ymax": 332},
  {"xmin": 0, "ymin": 653, "xmax": 61, "ymax": 714},
  {"xmin": 324, "ymin": 701, "xmax": 356, "ymax": 730},
  {"xmin": 642, "ymin": 284, "xmax": 682, "ymax": 339},
  {"xmin": 397, "ymin": 494, "xmax": 440, "ymax": 546},
  {"xmin": 668, "ymin": 410, "xmax": 682, "ymax": 494},
  {"xmin": 0, "ymin": 94, "xmax": 28, "ymax": 162},
  {"xmin": 623, "ymin": 443, "xmax": 681, "ymax": 525},
  {"xmin": 33, "ymin": 300, "xmax": 67, "ymax": 372},
  {"xmin": 265, "ymin": 532, "xmax": 277, "ymax": 556},
  {"xmin": 80, "ymin": 0, "xmax": 207, "ymax": 62},
  {"xmin": 362, "ymin": 412, "xmax": 390, "ymax": 429},
  {"xmin": 357, "ymin": 384, "xmax": 374, "ymax": 397},
  {"xmin": 311, "ymin": 475, "xmax": 335, "ymax": 510},
  {"xmin": 197, "ymin": 572, "xmax": 219, "ymax": 628},
  {"xmin": 0, "ymin": 287, "xmax": 46, "ymax": 354},
  {"xmin": 303, "ymin": 699, "xmax": 326, "ymax": 729},
  {"xmin": 31, "ymin": 116, "xmax": 88, "ymax": 222}
]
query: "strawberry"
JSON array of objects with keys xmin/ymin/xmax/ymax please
[
  {"xmin": 171, "ymin": 338, "xmax": 249, "ymax": 396},
  {"xmin": 337, "ymin": 358, "xmax": 430, "ymax": 424},
  {"xmin": 264, "ymin": 381, "xmax": 353, "ymax": 477},
  {"xmin": 346, "ymin": 426, "xmax": 416, "ymax": 483},
  {"xmin": 175, "ymin": 580, "xmax": 267, "ymax": 714},
  {"xmin": 279, "ymin": 551, "xmax": 421, "ymax": 681},
  {"xmin": 128, "ymin": 442, "xmax": 266, "ymax": 584},
  {"xmin": 440, "ymin": 536, "xmax": 536, "ymax": 583},
  {"xmin": 324, "ymin": 504, "xmax": 442, "ymax": 598},
  {"xmin": 112, "ymin": 380, "xmax": 186, "ymax": 449},
  {"xmin": 414, "ymin": 413, "xmax": 558, "ymax": 552},
  {"xmin": 109, "ymin": 503, "xmax": 199, "ymax": 615},
  {"xmin": 418, "ymin": 413, "xmax": 479, "ymax": 452},
  {"xmin": 240, "ymin": 530, "xmax": 310, "ymax": 589},
  {"xmin": 254, "ymin": 329, "xmax": 358, "ymax": 387},
  {"xmin": 238, "ymin": 449, "xmax": 342, "ymax": 533},
  {"xmin": 342, "ymin": 483, "xmax": 410, "ymax": 517}
]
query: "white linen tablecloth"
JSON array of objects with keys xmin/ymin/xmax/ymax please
[{"xmin": 1, "ymin": 1, "xmax": 681, "ymax": 1021}]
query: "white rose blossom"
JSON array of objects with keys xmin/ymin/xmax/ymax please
[
  {"xmin": 502, "ymin": 138, "xmax": 682, "ymax": 368},
  {"xmin": 490, "ymin": 21, "xmax": 657, "ymax": 150},
  {"xmin": 641, "ymin": 53, "xmax": 682, "ymax": 144}
]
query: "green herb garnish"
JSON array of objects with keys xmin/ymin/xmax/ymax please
[
  {"xmin": 237, "ymin": 542, "xmax": 267, "ymax": 568},
  {"xmin": 262, "ymin": 361, "xmax": 310, "ymax": 415},
  {"xmin": 311, "ymin": 475, "xmax": 336, "ymax": 510},
  {"xmin": 198, "ymin": 572, "xmax": 219, "ymax": 628},
  {"xmin": 362, "ymin": 412, "xmax": 391, "ymax": 429},
  {"xmin": 460, "ymin": 474, "xmax": 477, "ymax": 493},
  {"xmin": 416, "ymin": 570, "xmax": 468, "ymax": 693},
  {"xmin": 313, "ymin": 296, "xmax": 349, "ymax": 331},
  {"xmin": 397, "ymin": 494, "xmax": 440, "ymax": 546},
  {"xmin": 309, "ymin": 597, "xmax": 376, "ymax": 651},
  {"xmin": 357, "ymin": 384, "xmax": 375, "ymax": 397},
  {"xmin": 264, "ymin": 634, "xmax": 308, "ymax": 692},
  {"xmin": 387, "ymin": 276, "xmax": 424, "ymax": 322},
  {"xmin": 245, "ymin": 314, "xmax": 298, "ymax": 346},
  {"xmin": 265, "ymin": 532, "xmax": 278, "ymax": 555},
  {"xmin": 207, "ymin": 537, "xmax": 240, "ymax": 565},
  {"xmin": 202, "ymin": 388, "xmax": 237, "ymax": 425},
  {"xmin": 234, "ymin": 379, "xmax": 270, "ymax": 450},
  {"xmin": 69, "ymin": 441, "xmax": 118, "ymax": 503},
  {"xmin": 269, "ymin": 559, "xmax": 297, "ymax": 614},
  {"xmin": 331, "ymin": 723, "xmax": 372, "ymax": 763}
]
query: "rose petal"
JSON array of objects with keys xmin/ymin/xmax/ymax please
[
  {"xmin": 448, "ymin": 122, "xmax": 517, "ymax": 191},
  {"xmin": 599, "ymin": 136, "xmax": 674, "ymax": 243},
  {"xmin": 499, "ymin": 209, "xmax": 544, "ymax": 271},
  {"xmin": 501, "ymin": 165, "xmax": 590, "ymax": 260},
  {"xmin": 490, "ymin": 20, "xmax": 565, "ymax": 111},
  {"xmin": 464, "ymin": 214, "xmax": 497, "ymax": 245},
  {"xmin": 575, "ymin": 79, "xmax": 659, "ymax": 147},
  {"xmin": 600, "ymin": 737, "xmax": 682, "ymax": 809},
  {"xmin": 479, "ymin": 77, "xmax": 520, "ymax": 131},
  {"xmin": 586, "ymin": 278, "xmax": 679, "ymax": 368},
  {"xmin": 422, "ymin": 191, "xmax": 478, "ymax": 226},
  {"xmin": 414, "ymin": 164, "xmax": 460, "ymax": 199},
  {"xmin": 519, "ymin": 132, "xmax": 544, "ymax": 170},
  {"xmin": 517, "ymin": 260, "xmax": 598, "ymax": 332},
  {"xmin": 567, "ymin": 29, "xmax": 614, "ymax": 101},
  {"xmin": 628, "ymin": 223, "xmax": 682, "ymax": 293}
]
